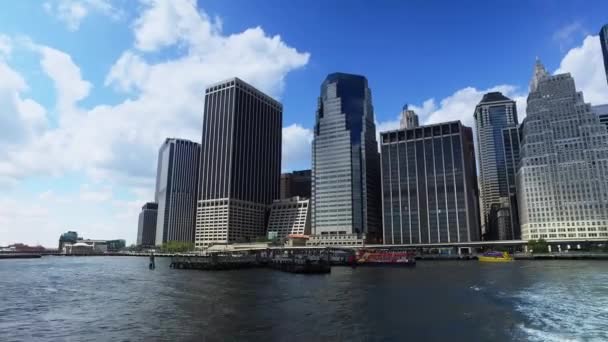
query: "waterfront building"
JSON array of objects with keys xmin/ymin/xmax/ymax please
[
  {"xmin": 380, "ymin": 121, "xmax": 481, "ymax": 244},
  {"xmin": 266, "ymin": 197, "xmax": 310, "ymax": 240},
  {"xmin": 280, "ymin": 170, "xmax": 311, "ymax": 199},
  {"xmin": 155, "ymin": 138, "xmax": 200, "ymax": 246},
  {"xmin": 517, "ymin": 59, "xmax": 608, "ymax": 241},
  {"xmin": 601, "ymin": 24, "xmax": 608, "ymax": 85},
  {"xmin": 58, "ymin": 231, "xmax": 78, "ymax": 250},
  {"xmin": 311, "ymin": 73, "xmax": 382, "ymax": 245},
  {"xmin": 593, "ymin": 104, "xmax": 608, "ymax": 131},
  {"xmin": 474, "ymin": 92, "xmax": 520, "ymax": 240},
  {"xmin": 137, "ymin": 202, "xmax": 158, "ymax": 247},
  {"xmin": 195, "ymin": 78, "xmax": 282, "ymax": 247},
  {"xmin": 400, "ymin": 105, "xmax": 419, "ymax": 129}
]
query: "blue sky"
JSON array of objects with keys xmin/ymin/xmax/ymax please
[{"xmin": 1, "ymin": 0, "xmax": 607, "ymax": 247}]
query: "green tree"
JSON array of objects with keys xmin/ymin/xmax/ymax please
[{"xmin": 527, "ymin": 239, "xmax": 549, "ymax": 254}]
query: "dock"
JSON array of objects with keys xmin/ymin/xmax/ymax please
[
  {"xmin": 170, "ymin": 250, "xmax": 332, "ymax": 274},
  {"xmin": 0, "ymin": 254, "xmax": 42, "ymax": 259}
]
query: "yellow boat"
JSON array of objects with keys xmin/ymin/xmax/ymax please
[{"xmin": 478, "ymin": 251, "xmax": 514, "ymax": 263}]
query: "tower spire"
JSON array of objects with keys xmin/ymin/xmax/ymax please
[{"xmin": 529, "ymin": 57, "xmax": 548, "ymax": 92}]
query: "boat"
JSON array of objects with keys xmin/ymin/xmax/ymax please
[
  {"xmin": 355, "ymin": 250, "xmax": 416, "ymax": 266},
  {"xmin": 478, "ymin": 251, "xmax": 514, "ymax": 263}
]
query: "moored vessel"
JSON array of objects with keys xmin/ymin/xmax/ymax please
[
  {"xmin": 478, "ymin": 251, "xmax": 514, "ymax": 263},
  {"xmin": 355, "ymin": 250, "xmax": 416, "ymax": 266}
]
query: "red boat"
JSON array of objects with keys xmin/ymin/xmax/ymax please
[{"xmin": 355, "ymin": 250, "xmax": 416, "ymax": 266}]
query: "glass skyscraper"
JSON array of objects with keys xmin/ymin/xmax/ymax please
[
  {"xmin": 195, "ymin": 78, "xmax": 282, "ymax": 247},
  {"xmin": 311, "ymin": 73, "xmax": 381, "ymax": 245},
  {"xmin": 137, "ymin": 202, "xmax": 158, "ymax": 247},
  {"xmin": 380, "ymin": 121, "xmax": 480, "ymax": 244},
  {"xmin": 155, "ymin": 138, "xmax": 201, "ymax": 246},
  {"xmin": 474, "ymin": 92, "xmax": 520, "ymax": 240},
  {"xmin": 600, "ymin": 24, "xmax": 608, "ymax": 85},
  {"xmin": 517, "ymin": 59, "xmax": 608, "ymax": 241}
]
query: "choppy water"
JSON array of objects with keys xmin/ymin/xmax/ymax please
[{"xmin": 0, "ymin": 257, "xmax": 607, "ymax": 341}]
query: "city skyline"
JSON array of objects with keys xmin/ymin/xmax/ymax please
[{"xmin": 1, "ymin": 1, "xmax": 608, "ymax": 247}]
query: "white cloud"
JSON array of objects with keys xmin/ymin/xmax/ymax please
[
  {"xmin": 0, "ymin": 34, "xmax": 12, "ymax": 58},
  {"xmin": 282, "ymin": 124, "xmax": 313, "ymax": 171},
  {"xmin": 553, "ymin": 21, "xmax": 587, "ymax": 51},
  {"xmin": 43, "ymin": 0, "xmax": 121, "ymax": 31},
  {"xmin": 377, "ymin": 85, "xmax": 527, "ymax": 137},
  {"xmin": 555, "ymin": 35, "xmax": 608, "ymax": 105},
  {"xmin": 0, "ymin": 0, "xmax": 309, "ymax": 246}
]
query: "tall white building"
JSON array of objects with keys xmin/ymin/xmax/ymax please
[
  {"xmin": 266, "ymin": 197, "xmax": 310, "ymax": 239},
  {"xmin": 517, "ymin": 59, "xmax": 608, "ymax": 241}
]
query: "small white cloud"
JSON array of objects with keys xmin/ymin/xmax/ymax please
[
  {"xmin": 43, "ymin": 0, "xmax": 122, "ymax": 31},
  {"xmin": 0, "ymin": 34, "xmax": 12, "ymax": 58}
]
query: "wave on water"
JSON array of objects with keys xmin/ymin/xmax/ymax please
[{"xmin": 513, "ymin": 280, "xmax": 608, "ymax": 342}]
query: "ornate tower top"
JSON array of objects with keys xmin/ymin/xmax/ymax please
[{"xmin": 529, "ymin": 57, "xmax": 549, "ymax": 92}]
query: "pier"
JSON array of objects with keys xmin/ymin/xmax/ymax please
[{"xmin": 170, "ymin": 249, "xmax": 332, "ymax": 274}]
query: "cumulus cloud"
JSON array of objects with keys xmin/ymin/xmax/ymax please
[
  {"xmin": 43, "ymin": 0, "xmax": 121, "ymax": 31},
  {"xmin": 555, "ymin": 35, "xmax": 608, "ymax": 105},
  {"xmin": 0, "ymin": 0, "xmax": 309, "ymax": 246},
  {"xmin": 553, "ymin": 21, "xmax": 588, "ymax": 51},
  {"xmin": 282, "ymin": 124, "xmax": 313, "ymax": 171},
  {"xmin": 377, "ymin": 85, "xmax": 527, "ymax": 137}
]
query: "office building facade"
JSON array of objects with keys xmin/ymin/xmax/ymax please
[
  {"xmin": 380, "ymin": 121, "xmax": 480, "ymax": 244},
  {"xmin": 311, "ymin": 73, "xmax": 382, "ymax": 244},
  {"xmin": 155, "ymin": 138, "xmax": 200, "ymax": 246},
  {"xmin": 593, "ymin": 104, "xmax": 608, "ymax": 131},
  {"xmin": 280, "ymin": 170, "xmax": 311, "ymax": 199},
  {"xmin": 266, "ymin": 197, "xmax": 310, "ymax": 240},
  {"xmin": 601, "ymin": 24, "xmax": 608, "ymax": 85},
  {"xmin": 474, "ymin": 92, "xmax": 520, "ymax": 240},
  {"xmin": 517, "ymin": 59, "xmax": 608, "ymax": 241},
  {"xmin": 195, "ymin": 78, "xmax": 282, "ymax": 247},
  {"xmin": 137, "ymin": 202, "xmax": 158, "ymax": 247}
]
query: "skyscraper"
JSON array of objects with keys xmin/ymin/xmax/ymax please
[
  {"xmin": 280, "ymin": 170, "xmax": 311, "ymax": 199},
  {"xmin": 400, "ymin": 105, "xmax": 419, "ymax": 129},
  {"xmin": 155, "ymin": 138, "xmax": 200, "ymax": 246},
  {"xmin": 592, "ymin": 104, "xmax": 608, "ymax": 131},
  {"xmin": 517, "ymin": 59, "xmax": 608, "ymax": 241},
  {"xmin": 380, "ymin": 121, "xmax": 480, "ymax": 244},
  {"xmin": 474, "ymin": 92, "xmax": 520, "ymax": 240},
  {"xmin": 137, "ymin": 202, "xmax": 158, "ymax": 247},
  {"xmin": 195, "ymin": 78, "xmax": 282, "ymax": 247},
  {"xmin": 311, "ymin": 72, "xmax": 382, "ymax": 245},
  {"xmin": 600, "ymin": 24, "xmax": 608, "ymax": 85}
]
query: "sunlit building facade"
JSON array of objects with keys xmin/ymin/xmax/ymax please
[{"xmin": 517, "ymin": 59, "xmax": 608, "ymax": 241}]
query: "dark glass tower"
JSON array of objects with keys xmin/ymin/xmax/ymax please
[
  {"xmin": 380, "ymin": 121, "xmax": 480, "ymax": 244},
  {"xmin": 137, "ymin": 202, "xmax": 158, "ymax": 247},
  {"xmin": 600, "ymin": 24, "xmax": 608, "ymax": 85},
  {"xmin": 195, "ymin": 78, "xmax": 282, "ymax": 247},
  {"xmin": 155, "ymin": 138, "xmax": 200, "ymax": 246},
  {"xmin": 311, "ymin": 73, "xmax": 382, "ymax": 244},
  {"xmin": 474, "ymin": 92, "xmax": 520, "ymax": 240}
]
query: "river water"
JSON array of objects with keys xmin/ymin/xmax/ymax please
[{"xmin": 0, "ymin": 257, "xmax": 607, "ymax": 341}]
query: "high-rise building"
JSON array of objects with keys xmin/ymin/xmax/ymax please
[
  {"xmin": 380, "ymin": 121, "xmax": 481, "ymax": 244},
  {"xmin": 502, "ymin": 126, "xmax": 522, "ymax": 239},
  {"xmin": 311, "ymin": 73, "xmax": 382, "ymax": 245},
  {"xmin": 600, "ymin": 24, "xmax": 608, "ymax": 85},
  {"xmin": 517, "ymin": 59, "xmax": 608, "ymax": 241},
  {"xmin": 137, "ymin": 202, "xmax": 158, "ymax": 247},
  {"xmin": 280, "ymin": 170, "xmax": 311, "ymax": 199},
  {"xmin": 155, "ymin": 138, "xmax": 200, "ymax": 246},
  {"xmin": 474, "ymin": 92, "xmax": 520, "ymax": 240},
  {"xmin": 592, "ymin": 104, "xmax": 608, "ymax": 131},
  {"xmin": 195, "ymin": 78, "xmax": 282, "ymax": 247},
  {"xmin": 266, "ymin": 197, "xmax": 310, "ymax": 240},
  {"xmin": 400, "ymin": 105, "xmax": 419, "ymax": 129}
]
